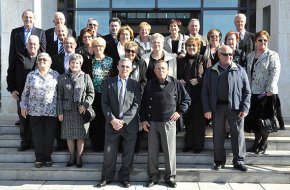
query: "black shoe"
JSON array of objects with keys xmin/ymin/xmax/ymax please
[
  {"xmin": 256, "ymin": 144, "xmax": 267, "ymax": 154},
  {"xmin": 182, "ymin": 147, "xmax": 191, "ymax": 152},
  {"xmin": 18, "ymin": 146, "xmax": 30, "ymax": 151},
  {"xmin": 234, "ymin": 164, "xmax": 247, "ymax": 172},
  {"xmin": 213, "ymin": 163, "xmax": 225, "ymax": 170},
  {"xmin": 165, "ymin": 180, "xmax": 177, "ymax": 188},
  {"xmin": 15, "ymin": 120, "xmax": 20, "ymax": 125},
  {"xmin": 225, "ymin": 132, "xmax": 230, "ymax": 139},
  {"xmin": 66, "ymin": 156, "xmax": 75, "ymax": 167},
  {"xmin": 96, "ymin": 180, "xmax": 111, "ymax": 187},
  {"xmin": 35, "ymin": 162, "xmax": 42, "ymax": 168},
  {"xmin": 44, "ymin": 161, "xmax": 52, "ymax": 167},
  {"xmin": 76, "ymin": 156, "xmax": 82, "ymax": 168},
  {"xmin": 120, "ymin": 181, "xmax": 130, "ymax": 188},
  {"xmin": 279, "ymin": 126, "xmax": 286, "ymax": 130},
  {"xmin": 146, "ymin": 180, "xmax": 158, "ymax": 187},
  {"xmin": 247, "ymin": 146, "xmax": 259, "ymax": 153},
  {"xmin": 193, "ymin": 149, "xmax": 203, "ymax": 154}
]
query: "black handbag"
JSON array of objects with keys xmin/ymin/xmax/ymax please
[
  {"xmin": 81, "ymin": 74, "xmax": 95, "ymax": 123},
  {"xmin": 82, "ymin": 106, "xmax": 96, "ymax": 123},
  {"xmin": 258, "ymin": 96, "xmax": 279, "ymax": 134}
]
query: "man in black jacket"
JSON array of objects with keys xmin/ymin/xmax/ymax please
[
  {"xmin": 45, "ymin": 12, "xmax": 76, "ymax": 50},
  {"xmin": 7, "ymin": 35, "xmax": 40, "ymax": 151},
  {"xmin": 140, "ymin": 60, "xmax": 191, "ymax": 188}
]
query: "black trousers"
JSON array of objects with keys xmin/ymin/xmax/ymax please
[
  {"xmin": 29, "ymin": 116, "xmax": 57, "ymax": 162},
  {"xmin": 90, "ymin": 92, "xmax": 105, "ymax": 151},
  {"xmin": 17, "ymin": 101, "xmax": 32, "ymax": 148}
]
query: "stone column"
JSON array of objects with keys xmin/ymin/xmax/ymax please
[{"xmin": 0, "ymin": 0, "xmax": 57, "ymax": 115}]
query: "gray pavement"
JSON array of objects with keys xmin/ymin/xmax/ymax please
[{"xmin": 1, "ymin": 181, "xmax": 290, "ymax": 190}]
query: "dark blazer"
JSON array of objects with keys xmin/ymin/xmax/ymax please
[
  {"xmin": 46, "ymin": 40, "xmax": 59, "ymax": 58},
  {"xmin": 240, "ymin": 31, "xmax": 255, "ymax": 55},
  {"xmin": 6, "ymin": 51, "xmax": 37, "ymax": 95},
  {"xmin": 9, "ymin": 26, "xmax": 46, "ymax": 65},
  {"xmin": 45, "ymin": 27, "xmax": 76, "ymax": 49},
  {"xmin": 103, "ymin": 34, "xmax": 119, "ymax": 76},
  {"xmin": 51, "ymin": 53, "xmax": 66, "ymax": 74},
  {"xmin": 101, "ymin": 76, "xmax": 141, "ymax": 130}
]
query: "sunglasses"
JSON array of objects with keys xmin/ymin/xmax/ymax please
[
  {"xmin": 125, "ymin": 49, "xmax": 136, "ymax": 53},
  {"xmin": 257, "ymin": 39, "xmax": 268, "ymax": 43},
  {"xmin": 220, "ymin": 53, "xmax": 233, "ymax": 57},
  {"xmin": 88, "ymin": 23, "xmax": 98, "ymax": 27}
]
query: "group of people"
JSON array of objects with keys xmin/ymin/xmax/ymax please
[{"xmin": 6, "ymin": 9, "xmax": 284, "ymax": 188}]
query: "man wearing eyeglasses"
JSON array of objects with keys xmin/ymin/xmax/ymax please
[
  {"xmin": 87, "ymin": 18, "xmax": 102, "ymax": 38},
  {"xmin": 201, "ymin": 45, "xmax": 251, "ymax": 172}
]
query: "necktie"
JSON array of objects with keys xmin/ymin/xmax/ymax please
[
  {"xmin": 119, "ymin": 79, "xmax": 125, "ymax": 117},
  {"xmin": 238, "ymin": 32, "xmax": 243, "ymax": 50},
  {"xmin": 59, "ymin": 42, "xmax": 64, "ymax": 54}
]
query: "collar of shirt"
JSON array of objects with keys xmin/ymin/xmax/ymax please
[
  {"xmin": 117, "ymin": 76, "xmax": 128, "ymax": 93},
  {"xmin": 218, "ymin": 62, "xmax": 231, "ymax": 70},
  {"xmin": 158, "ymin": 76, "xmax": 171, "ymax": 84},
  {"xmin": 54, "ymin": 31, "xmax": 58, "ymax": 41},
  {"xmin": 239, "ymin": 30, "xmax": 245, "ymax": 39}
]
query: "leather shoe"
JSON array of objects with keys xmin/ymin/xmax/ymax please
[
  {"xmin": 213, "ymin": 163, "xmax": 225, "ymax": 170},
  {"xmin": 96, "ymin": 180, "xmax": 111, "ymax": 187},
  {"xmin": 182, "ymin": 147, "xmax": 191, "ymax": 152},
  {"xmin": 44, "ymin": 161, "xmax": 52, "ymax": 167},
  {"xmin": 35, "ymin": 162, "xmax": 42, "ymax": 168},
  {"xmin": 234, "ymin": 164, "xmax": 248, "ymax": 172},
  {"xmin": 121, "ymin": 181, "xmax": 130, "ymax": 188},
  {"xmin": 165, "ymin": 180, "xmax": 177, "ymax": 188},
  {"xmin": 146, "ymin": 180, "xmax": 158, "ymax": 187},
  {"xmin": 15, "ymin": 120, "xmax": 20, "ymax": 125},
  {"xmin": 18, "ymin": 146, "xmax": 30, "ymax": 151}
]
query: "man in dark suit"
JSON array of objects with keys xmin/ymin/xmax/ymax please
[
  {"xmin": 9, "ymin": 9, "xmax": 46, "ymax": 68},
  {"xmin": 45, "ymin": 12, "xmax": 76, "ymax": 50},
  {"xmin": 7, "ymin": 35, "xmax": 40, "ymax": 151},
  {"xmin": 234, "ymin": 13, "xmax": 255, "ymax": 55},
  {"xmin": 96, "ymin": 58, "xmax": 141, "ymax": 188},
  {"xmin": 103, "ymin": 17, "xmax": 121, "ymax": 76},
  {"xmin": 51, "ymin": 36, "xmax": 77, "ymax": 150},
  {"xmin": 46, "ymin": 24, "xmax": 68, "ymax": 57}
]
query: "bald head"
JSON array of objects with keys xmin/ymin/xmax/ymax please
[
  {"xmin": 218, "ymin": 45, "xmax": 233, "ymax": 66},
  {"xmin": 55, "ymin": 24, "xmax": 68, "ymax": 42}
]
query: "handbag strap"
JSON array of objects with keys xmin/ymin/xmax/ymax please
[{"xmin": 81, "ymin": 74, "xmax": 88, "ymax": 104}]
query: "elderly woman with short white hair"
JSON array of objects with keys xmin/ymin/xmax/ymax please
[
  {"xmin": 20, "ymin": 52, "xmax": 59, "ymax": 168},
  {"xmin": 57, "ymin": 53, "xmax": 95, "ymax": 168}
]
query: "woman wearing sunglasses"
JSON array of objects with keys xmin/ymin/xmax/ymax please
[{"xmin": 245, "ymin": 30, "xmax": 283, "ymax": 154}]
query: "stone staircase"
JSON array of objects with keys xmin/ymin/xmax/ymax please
[{"xmin": 0, "ymin": 115, "xmax": 290, "ymax": 183}]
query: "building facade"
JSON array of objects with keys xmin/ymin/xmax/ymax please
[{"xmin": 0, "ymin": 0, "xmax": 290, "ymax": 118}]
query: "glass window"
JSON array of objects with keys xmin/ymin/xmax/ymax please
[
  {"xmin": 158, "ymin": 0, "xmax": 201, "ymax": 8},
  {"xmin": 203, "ymin": 10, "xmax": 238, "ymax": 41},
  {"xmin": 112, "ymin": 0, "xmax": 154, "ymax": 8},
  {"xmin": 76, "ymin": 0, "xmax": 109, "ymax": 8},
  {"xmin": 204, "ymin": 0, "xmax": 238, "ymax": 7},
  {"xmin": 75, "ymin": 11, "xmax": 110, "ymax": 36}
]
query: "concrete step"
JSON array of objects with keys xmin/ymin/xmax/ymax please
[
  {"xmin": 1, "ymin": 134, "xmax": 290, "ymax": 150},
  {"xmin": 1, "ymin": 124, "xmax": 290, "ymax": 137},
  {"xmin": 0, "ymin": 148, "xmax": 290, "ymax": 166},
  {"xmin": 0, "ymin": 162, "xmax": 289, "ymax": 183}
]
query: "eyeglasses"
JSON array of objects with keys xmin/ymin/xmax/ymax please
[
  {"xmin": 220, "ymin": 53, "xmax": 233, "ymax": 57},
  {"xmin": 257, "ymin": 39, "xmax": 268, "ymax": 43},
  {"xmin": 92, "ymin": 45, "xmax": 103, "ymax": 48},
  {"xmin": 187, "ymin": 44, "xmax": 197, "ymax": 47},
  {"xmin": 88, "ymin": 23, "xmax": 98, "ymax": 27},
  {"xmin": 38, "ymin": 58, "xmax": 49, "ymax": 62},
  {"xmin": 210, "ymin": 35, "xmax": 219, "ymax": 38},
  {"xmin": 125, "ymin": 49, "xmax": 136, "ymax": 53}
]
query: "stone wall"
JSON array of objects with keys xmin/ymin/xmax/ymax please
[{"xmin": 0, "ymin": 0, "xmax": 56, "ymax": 115}]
